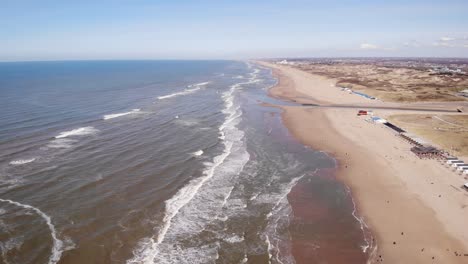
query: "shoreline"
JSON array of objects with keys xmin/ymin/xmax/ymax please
[{"xmin": 260, "ymin": 61, "xmax": 468, "ymax": 263}]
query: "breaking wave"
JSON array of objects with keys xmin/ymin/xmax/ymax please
[
  {"xmin": 157, "ymin": 82, "xmax": 210, "ymax": 100},
  {"xmin": 0, "ymin": 199, "xmax": 65, "ymax": 264},
  {"xmin": 191, "ymin": 150, "xmax": 204, "ymax": 156},
  {"xmin": 55, "ymin": 127, "xmax": 99, "ymax": 139},
  {"xmin": 263, "ymin": 175, "xmax": 306, "ymax": 264},
  {"xmin": 103, "ymin": 109, "xmax": 141, "ymax": 120},
  {"xmin": 9, "ymin": 158, "xmax": 36, "ymax": 165},
  {"xmin": 128, "ymin": 80, "xmax": 248, "ymax": 264}
]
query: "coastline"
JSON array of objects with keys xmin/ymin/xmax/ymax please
[{"xmin": 259, "ymin": 62, "xmax": 468, "ymax": 263}]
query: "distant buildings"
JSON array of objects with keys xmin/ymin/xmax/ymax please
[
  {"xmin": 430, "ymin": 66, "xmax": 466, "ymax": 75},
  {"xmin": 276, "ymin": 60, "xmax": 290, "ymax": 65},
  {"xmin": 459, "ymin": 89, "xmax": 468, "ymax": 98}
]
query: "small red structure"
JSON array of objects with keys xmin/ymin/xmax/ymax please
[{"xmin": 357, "ymin": 110, "xmax": 367, "ymax": 116}]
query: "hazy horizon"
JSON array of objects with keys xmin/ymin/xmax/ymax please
[{"xmin": 2, "ymin": 0, "xmax": 468, "ymax": 61}]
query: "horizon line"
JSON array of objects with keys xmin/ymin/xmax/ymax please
[{"xmin": 2, "ymin": 56, "xmax": 468, "ymax": 63}]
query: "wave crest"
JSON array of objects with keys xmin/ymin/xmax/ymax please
[
  {"xmin": 9, "ymin": 158, "xmax": 36, "ymax": 165},
  {"xmin": 128, "ymin": 80, "xmax": 247, "ymax": 264},
  {"xmin": 0, "ymin": 199, "xmax": 67, "ymax": 264},
  {"xmin": 55, "ymin": 127, "xmax": 99, "ymax": 139},
  {"xmin": 103, "ymin": 109, "xmax": 141, "ymax": 120},
  {"xmin": 157, "ymin": 82, "xmax": 210, "ymax": 100}
]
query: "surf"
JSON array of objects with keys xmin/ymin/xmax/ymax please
[
  {"xmin": 9, "ymin": 158, "xmax": 36, "ymax": 165},
  {"xmin": 157, "ymin": 82, "xmax": 210, "ymax": 100},
  {"xmin": 128, "ymin": 79, "xmax": 248, "ymax": 264},
  {"xmin": 103, "ymin": 109, "xmax": 141, "ymax": 120},
  {"xmin": 0, "ymin": 199, "xmax": 65, "ymax": 264},
  {"xmin": 55, "ymin": 127, "xmax": 99, "ymax": 139},
  {"xmin": 191, "ymin": 150, "xmax": 204, "ymax": 156}
]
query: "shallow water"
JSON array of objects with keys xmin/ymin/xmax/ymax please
[{"xmin": 0, "ymin": 61, "xmax": 369, "ymax": 263}]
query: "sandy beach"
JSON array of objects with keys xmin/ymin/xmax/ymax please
[{"xmin": 259, "ymin": 62, "xmax": 468, "ymax": 263}]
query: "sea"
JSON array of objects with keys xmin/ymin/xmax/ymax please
[{"xmin": 0, "ymin": 60, "xmax": 371, "ymax": 264}]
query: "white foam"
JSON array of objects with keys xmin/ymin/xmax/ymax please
[
  {"xmin": 224, "ymin": 234, "xmax": 244, "ymax": 244},
  {"xmin": 221, "ymin": 186, "xmax": 234, "ymax": 208},
  {"xmin": 103, "ymin": 109, "xmax": 141, "ymax": 120},
  {"xmin": 263, "ymin": 173, "xmax": 306, "ymax": 264},
  {"xmin": 348, "ymin": 187, "xmax": 373, "ymax": 253},
  {"xmin": 128, "ymin": 140, "xmax": 235, "ymax": 263},
  {"xmin": 265, "ymin": 235, "xmax": 273, "ymax": 264},
  {"xmin": 192, "ymin": 150, "xmax": 204, "ymax": 156},
  {"xmin": 9, "ymin": 158, "xmax": 36, "ymax": 165},
  {"xmin": 0, "ymin": 199, "xmax": 65, "ymax": 264},
  {"xmin": 0, "ymin": 236, "xmax": 23, "ymax": 264},
  {"xmin": 188, "ymin": 81, "xmax": 210, "ymax": 88},
  {"xmin": 157, "ymin": 82, "xmax": 209, "ymax": 100},
  {"xmin": 55, "ymin": 127, "xmax": 99, "ymax": 139},
  {"xmin": 128, "ymin": 80, "xmax": 249, "ymax": 264},
  {"xmin": 249, "ymin": 193, "xmax": 260, "ymax": 201}
]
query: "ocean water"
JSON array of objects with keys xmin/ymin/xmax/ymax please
[{"xmin": 0, "ymin": 61, "xmax": 370, "ymax": 263}]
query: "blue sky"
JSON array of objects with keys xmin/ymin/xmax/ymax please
[{"xmin": 1, "ymin": 0, "xmax": 468, "ymax": 61}]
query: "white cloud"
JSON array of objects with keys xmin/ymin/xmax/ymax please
[
  {"xmin": 433, "ymin": 42, "xmax": 454, "ymax": 47},
  {"xmin": 440, "ymin": 36, "xmax": 455, "ymax": 41},
  {"xmin": 360, "ymin": 43, "xmax": 378, "ymax": 50},
  {"xmin": 403, "ymin": 40, "xmax": 421, "ymax": 48}
]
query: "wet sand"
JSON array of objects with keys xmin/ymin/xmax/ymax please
[
  {"xmin": 287, "ymin": 168, "xmax": 370, "ymax": 263},
  {"xmin": 260, "ymin": 62, "xmax": 468, "ymax": 263}
]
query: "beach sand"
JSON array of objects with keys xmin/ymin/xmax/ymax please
[{"xmin": 260, "ymin": 62, "xmax": 468, "ymax": 263}]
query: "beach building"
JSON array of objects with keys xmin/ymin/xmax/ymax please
[
  {"xmin": 383, "ymin": 122, "xmax": 406, "ymax": 133},
  {"xmin": 451, "ymin": 162, "xmax": 467, "ymax": 168},
  {"xmin": 446, "ymin": 160, "xmax": 461, "ymax": 165},
  {"xmin": 449, "ymin": 160, "xmax": 464, "ymax": 166},
  {"xmin": 459, "ymin": 89, "xmax": 468, "ymax": 98},
  {"xmin": 410, "ymin": 146, "xmax": 441, "ymax": 159},
  {"xmin": 447, "ymin": 159, "xmax": 463, "ymax": 164},
  {"xmin": 371, "ymin": 116, "xmax": 387, "ymax": 124},
  {"xmin": 399, "ymin": 132, "xmax": 429, "ymax": 147},
  {"xmin": 340, "ymin": 87, "xmax": 352, "ymax": 93},
  {"xmin": 352, "ymin": 91, "xmax": 376, "ymax": 100}
]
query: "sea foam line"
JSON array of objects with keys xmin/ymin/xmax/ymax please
[
  {"xmin": 264, "ymin": 172, "xmax": 308, "ymax": 264},
  {"xmin": 55, "ymin": 127, "xmax": 99, "ymax": 139},
  {"xmin": 128, "ymin": 79, "xmax": 246, "ymax": 263},
  {"xmin": 103, "ymin": 109, "xmax": 141, "ymax": 120},
  {"xmin": 348, "ymin": 186, "xmax": 374, "ymax": 253},
  {"xmin": 9, "ymin": 158, "xmax": 36, "ymax": 165},
  {"xmin": 157, "ymin": 82, "xmax": 210, "ymax": 100},
  {"xmin": 128, "ymin": 141, "xmax": 235, "ymax": 263},
  {"xmin": 0, "ymin": 199, "xmax": 64, "ymax": 264}
]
